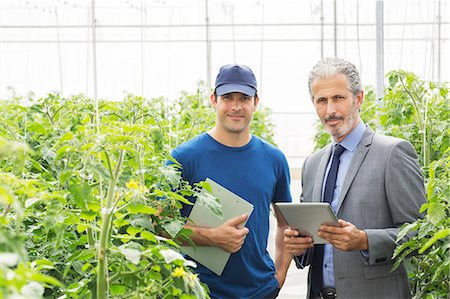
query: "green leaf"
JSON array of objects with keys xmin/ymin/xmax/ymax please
[
  {"xmin": 80, "ymin": 210, "xmax": 97, "ymax": 221},
  {"xmin": 114, "ymin": 218, "xmax": 129, "ymax": 228},
  {"xmin": 129, "ymin": 217, "xmax": 154, "ymax": 231},
  {"xmin": 66, "ymin": 280, "xmax": 86, "ymax": 293},
  {"xmin": 59, "ymin": 170, "xmax": 73, "ymax": 184},
  {"xmin": 141, "ymin": 230, "xmax": 158, "ymax": 243},
  {"xmin": 29, "ymin": 272, "xmax": 63, "ymax": 287},
  {"xmin": 110, "ymin": 284, "xmax": 127, "ymax": 296},
  {"xmin": 162, "ymin": 239, "xmax": 180, "ymax": 248},
  {"xmin": 427, "ymin": 202, "xmax": 447, "ymax": 226},
  {"xmin": 128, "ymin": 204, "xmax": 158, "ymax": 215},
  {"xmin": 25, "ymin": 197, "xmax": 41, "ymax": 208},
  {"xmin": 396, "ymin": 222, "xmax": 419, "ymax": 243},
  {"xmin": 162, "ymin": 219, "xmax": 184, "ymax": 238},
  {"xmin": 56, "ymin": 132, "xmax": 74, "ymax": 145},
  {"xmin": 81, "ymin": 263, "xmax": 92, "ymax": 272},
  {"xmin": 419, "ymin": 229, "xmax": 450, "ymax": 254},
  {"xmin": 195, "ymin": 189, "xmax": 222, "ymax": 218},
  {"xmin": 159, "ymin": 249, "xmax": 185, "ymax": 264},
  {"xmin": 167, "ymin": 191, "xmax": 194, "ymax": 206},
  {"xmin": 126, "ymin": 226, "xmax": 143, "ymax": 236},
  {"xmin": 391, "ymin": 247, "xmax": 415, "ymax": 272},
  {"xmin": 55, "ymin": 145, "xmax": 75, "ymax": 160},
  {"xmin": 119, "ymin": 247, "xmax": 141, "ymax": 265},
  {"xmin": 149, "ymin": 270, "xmax": 162, "ymax": 281},
  {"xmin": 420, "ymin": 202, "xmax": 430, "ymax": 213},
  {"xmin": 180, "ymin": 189, "xmax": 195, "ymax": 196},
  {"xmin": 77, "ymin": 224, "xmax": 88, "ymax": 233},
  {"xmin": 197, "ymin": 181, "xmax": 212, "ymax": 193}
]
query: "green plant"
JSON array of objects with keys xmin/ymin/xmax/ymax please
[
  {"xmin": 385, "ymin": 71, "xmax": 449, "ymax": 298},
  {"xmin": 0, "ymin": 85, "xmax": 276, "ymax": 298}
]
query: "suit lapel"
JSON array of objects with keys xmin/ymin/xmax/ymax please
[
  {"xmin": 312, "ymin": 144, "xmax": 333, "ymax": 203},
  {"xmin": 336, "ymin": 128, "xmax": 375, "ymax": 213}
]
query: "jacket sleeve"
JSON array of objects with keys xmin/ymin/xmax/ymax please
[
  {"xmin": 293, "ymin": 248, "xmax": 313, "ymax": 269},
  {"xmin": 364, "ymin": 140, "xmax": 426, "ymax": 266},
  {"xmin": 293, "ymin": 156, "xmax": 313, "ymax": 268}
]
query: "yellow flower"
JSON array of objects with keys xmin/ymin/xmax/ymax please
[
  {"xmin": 172, "ymin": 267, "xmax": 186, "ymax": 277},
  {"xmin": 126, "ymin": 179, "xmax": 139, "ymax": 189},
  {"xmin": 188, "ymin": 273, "xmax": 198, "ymax": 280}
]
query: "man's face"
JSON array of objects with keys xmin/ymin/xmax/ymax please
[
  {"xmin": 311, "ymin": 73, "xmax": 363, "ymax": 143},
  {"xmin": 211, "ymin": 92, "xmax": 258, "ymax": 135}
]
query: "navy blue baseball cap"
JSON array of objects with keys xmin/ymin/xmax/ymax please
[{"xmin": 215, "ymin": 64, "xmax": 257, "ymax": 97}]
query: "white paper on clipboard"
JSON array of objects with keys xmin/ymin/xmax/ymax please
[{"xmin": 181, "ymin": 178, "xmax": 254, "ymax": 276}]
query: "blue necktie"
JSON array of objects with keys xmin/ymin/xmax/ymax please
[
  {"xmin": 323, "ymin": 144, "xmax": 346, "ymax": 204},
  {"xmin": 311, "ymin": 144, "xmax": 346, "ymax": 295}
]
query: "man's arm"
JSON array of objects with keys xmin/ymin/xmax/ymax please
[
  {"xmin": 273, "ymin": 205, "xmax": 293, "ymax": 288},
  {"xmin": 186, "ymin": 213, "xmax": 250, "ymax": 253},
  {"xmin": 363, "ymin": 140, "xmax": 425, "ymax": 265}
]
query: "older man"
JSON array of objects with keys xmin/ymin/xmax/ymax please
[{"xmin": 284, "ymin": 57, "xmax": 425, "ymax": 299}]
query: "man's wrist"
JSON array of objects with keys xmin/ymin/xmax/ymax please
[{"xmin": 359, "ymin": 229, "xmax": 369, "ymax": 250}]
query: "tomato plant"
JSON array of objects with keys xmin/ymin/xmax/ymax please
[{"xmin": 0, "ymin": 87, "xmax": 275, "ymax": 298}]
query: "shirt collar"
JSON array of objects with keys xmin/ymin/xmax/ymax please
[{"xmin": 333, "ymin": 120, "xmax": 366, "ymax": 152}]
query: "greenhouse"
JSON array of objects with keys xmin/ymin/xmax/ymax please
[{"xmin": 0, "ymin": 1, "xmax": 448, "ymax": 298}]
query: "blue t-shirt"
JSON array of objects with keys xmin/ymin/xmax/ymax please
[{"xmin": 171, "ymin": 132, "xmax": 292, "ymax": 299}]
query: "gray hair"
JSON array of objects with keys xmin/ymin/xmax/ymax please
[{"xmin": 308, "ymin": 57, "xmax": 362, "ymax": 98}]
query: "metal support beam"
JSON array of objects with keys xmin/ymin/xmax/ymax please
[
  {"xmin": 334, "ymin": 0, "xmax": 337, "ymax": 57},
  {"xmin": 437, "ymin": 0, "xmax": 441, "ymax": 82},
  {"xmin": 320, "ymin": 0, "xmax": 324, "ymax": 59},
  {"xmin": 205, "ymin": 0, "xmax": 211, "ymax": 90},
  {"xmin": 376, "ymin": 0, "xmax": 384, "ymax": 100},
  {"xmin": 91, "ymin": 0, "xmax": 98, "ymax": 100}
]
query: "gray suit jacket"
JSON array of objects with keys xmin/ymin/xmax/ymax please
[{"xmin": 296, "ymin": 127, "xmax": 425, "ymax": 299}]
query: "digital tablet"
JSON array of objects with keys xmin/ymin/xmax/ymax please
[{"xmin": 275, "ymin": 202, "xmax": 339, "ymax": 244}]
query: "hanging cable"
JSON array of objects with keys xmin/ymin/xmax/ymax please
[
  {"xmin": 205, "ymin": 0, "xmax": 211, "ymax": 90},
  {"xmin": 92, "ymin": 0, "xmax": 98, "ymax": 101},
  {"xmin": 55, "ymin": 5, "xmax": 64, "ymax": 94},
  {"xmin": 259, "ymin": 1, "xmax": 265, "ymax": 94},
  {"xmin": 140, "ymin": 0, "xmax": 145, "ymax": 97},
  {"xmin": 231, "ymin": 5, "xmax": 236, "ymax": 63},
  {"xmin": 25, "ymin": 3, "xmax": 31, "ymax": 99},
  {"xmin": 399, "ymin": 2, "xmax": 407, "ymax": 70},
  {"xmin": 437, "ymin": 0, "xmax": 441, "ymax": 82},
  {"xmin": 320, "ymin": 0, "xmax": 324, "ymax": 59},
  {"xmin": 139, "ymin": 0, "xmax": 146, "ymax": 184},
  {"xmin": 355, "ymin": 2, "xmax": 363, "ymax": 76},
  {"xmin": 86, "ymin": 3, "xmax": 90, "ymax": 96}
]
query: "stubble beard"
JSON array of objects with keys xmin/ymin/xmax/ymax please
[{"xmin": 324, "ymin": 105, "xmax": 359, "ymax": 141}]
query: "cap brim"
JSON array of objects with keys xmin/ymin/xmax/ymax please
[{"xmin": 216, "ymin": 84, "xmax": 256, "ymax": 97}]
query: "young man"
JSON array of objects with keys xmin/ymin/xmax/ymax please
[
  {"xmin": 171, "ymin": 64, "xmax": 292, "ymax": 298},
  {"xmin": 283, "ymin": 57, "xmax": 426, "ymax": 299}
]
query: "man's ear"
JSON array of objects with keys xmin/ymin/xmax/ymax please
[
  {"xmin": 210, "ymin": 92, "xmax": 217, "ymax": 108},
  {"xmin": 254, "ymin": 96, "xmax": 260, "ymax": 109},
  {"xmin": 356, "ymin": 90, "xmax": 364, "ymax": 110}
]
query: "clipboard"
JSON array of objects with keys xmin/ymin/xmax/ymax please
[
  {"xmin": 181, "ymin": 178, "xmax": 254, "ymax": 276},
  {"xmin": 275, "ymin": 202, "xmax": 339, "ymax": 244}
]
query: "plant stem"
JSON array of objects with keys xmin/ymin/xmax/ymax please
[{"xmin": 97, "ymin": 149, "xmax": 124, "ymax": 299}]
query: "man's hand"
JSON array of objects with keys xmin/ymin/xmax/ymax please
[
  {"xmin": 283, "ymin": 228, "xmax": 314, "ymax": 256},
  {"xmin": 318, "ymin": 219, "xmax": 368, "ymax": 251},
  {"xmin": 209, "ymin": 214, "xmax": 250, "ymax": 253}
]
